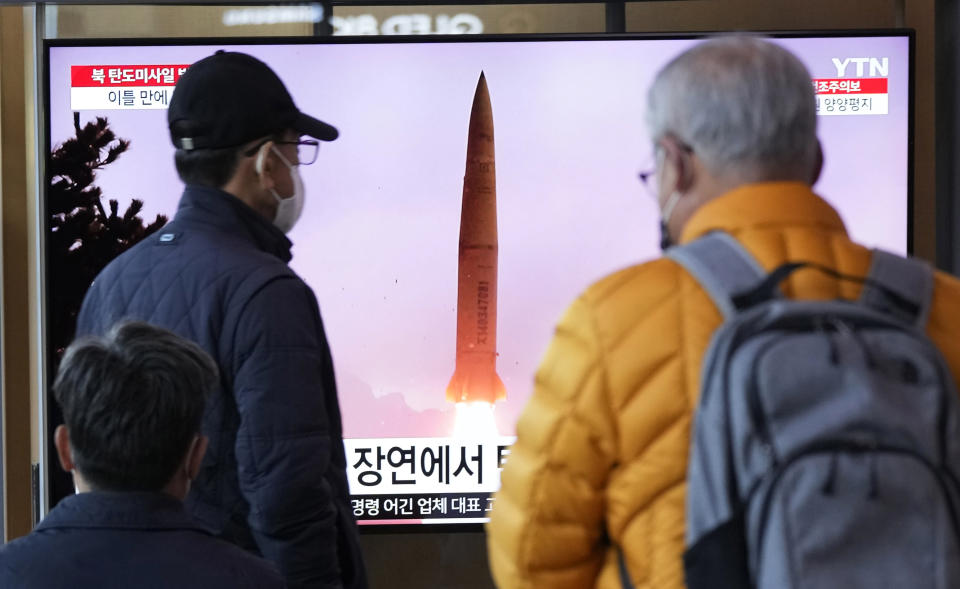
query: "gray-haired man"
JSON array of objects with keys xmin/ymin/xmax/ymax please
[{"xmin": 487, "ymin": 36, "xmax": 960, "ymax": 589}]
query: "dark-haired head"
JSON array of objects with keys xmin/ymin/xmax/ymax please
[{"xmin": 53, "ymin": 321, "xmax": 217, "ymax": 495}]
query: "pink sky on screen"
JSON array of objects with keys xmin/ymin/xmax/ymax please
[{"xmin": 48, "ymin": 36, "xmax": 910, "ymax": 439}]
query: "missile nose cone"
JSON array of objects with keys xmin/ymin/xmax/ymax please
[
  {"xmin": 467, "ymin": 72, "xmax": 494, "ymax": 159},
  {"xmin": 472, "ymin": 72, "xmax": 490, "ymax": 106}
]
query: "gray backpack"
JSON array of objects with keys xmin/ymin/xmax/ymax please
[{"xmin": 664, "ymin": 232, "xmax": 960, "ymax": 589}]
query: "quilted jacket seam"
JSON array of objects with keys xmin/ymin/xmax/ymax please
[
  {"xmin": 622, "ymin": 422, "xmax": 689, "ymax": 516},
  {"xmin": 619, "ymin": 475, "xmax": 687, "ymax": 585},
  {"xmin": 516, "ymin": 296, "xmax": 609, "ymax": 581},
  {"xmin": 604, "ymin": 285, "xmax": 680, "ymax": 359},
  {"xmin": 618, "ymin": 352, "xmax": 679, "ymax": 414},
  {"xmin": 590, "ymin": 268, "xmax": 648, "ymax": 307},
  {"xmin": 230, "ymin": 274, "xmax": 301, "ymax": 371},
  {"xmin": 584, "ymin": 289, "xmax": 619, "ymax": 468}
]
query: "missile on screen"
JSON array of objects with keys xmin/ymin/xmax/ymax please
[{"xmin": 445, "ymin": 72, "xmax": 507, "ymax": 405}]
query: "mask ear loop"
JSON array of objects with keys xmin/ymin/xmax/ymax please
[
  {"xmin": 661, "ymin": 190, "xmax": 682, "ymax": 222},
  {"xmin": 254, "ymin": 143, "xmax": 271, "ymax": 176}
]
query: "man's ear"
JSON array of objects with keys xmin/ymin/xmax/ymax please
[
  {"xmin": 810, "ymin": 140, "xmax": 824, "ymax": 185},
  {"xmin": 660, "ymin": 135, "xmax": 696, "ymax": 194},
  {"xmin": 254, "ymin": 141, "xmax": 277, "ymax": 192},
  {"xmin": 185, "ymin": 435, "xmax": 208, "ymax": 481},
  {"xmin": 54, "ymin": 425, "xmax": 75, "ymax": 472}
]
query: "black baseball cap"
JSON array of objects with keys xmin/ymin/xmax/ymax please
[{"xmin": 168, "ymin": 51, "xmax": 338, "ymax": 151}]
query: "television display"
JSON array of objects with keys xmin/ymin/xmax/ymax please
[{"xmin": 46, "ymin": 33, "xmax": 911, "ymax": 526}]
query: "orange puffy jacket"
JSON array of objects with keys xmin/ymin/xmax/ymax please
[{"xmin": 487, "ymin": 182, "xmax": 960, "ymax": 589}]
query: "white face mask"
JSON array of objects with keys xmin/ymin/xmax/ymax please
[{"xmin": 256, "ymin": 144, "xmax": 305, "ymax": 234}]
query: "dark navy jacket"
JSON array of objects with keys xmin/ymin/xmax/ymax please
[
  {"xmin": 76, "ymin": 186, "xmax": 366, "ymax": 589},
  {"xmin": 0, "ymin": 491, "xmax": 284, "ymax": 588}
]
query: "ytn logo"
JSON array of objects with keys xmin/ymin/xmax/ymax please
[{"xmin": 832, "ymin": 57, "xmax": 889, "ymax": 77}]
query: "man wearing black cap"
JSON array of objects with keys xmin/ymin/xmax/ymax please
[{"xmin": 76, "ymin": 51, "xmax": 367, "ymax": 589}]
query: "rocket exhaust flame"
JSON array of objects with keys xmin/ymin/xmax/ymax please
[
  {"xmin": 446, "ymin": 72, "xmax": 507, "ymax": 406},
  {"xmin": 452, "ymin": 401, "xmax": 499, "ymax": 438}
]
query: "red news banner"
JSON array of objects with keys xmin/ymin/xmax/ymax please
[
  {"xmin": 70, "ymin": 65, "xmax": 191, "ymax": 110},
  {"xmin": 812, "ymin": 77, "xmax": 888, "ymax": 116}
]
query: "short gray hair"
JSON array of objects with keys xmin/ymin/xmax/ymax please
[{"xmin": 646, "ymin": 36, "xmax": 819, "ymax": 179}]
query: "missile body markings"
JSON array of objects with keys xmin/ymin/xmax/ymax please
[{"xmin": 446, "ymin": 72, "xmax": 506, "ymax": 405}]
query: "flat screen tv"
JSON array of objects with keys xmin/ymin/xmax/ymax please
[{"xmin": 45, "ymin": 32, "xmax": 912, "ymax": 527}]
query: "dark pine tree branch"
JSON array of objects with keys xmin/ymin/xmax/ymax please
[{"xmin": 48, "ymin": 113, "xmax": 168, "ymax": 360}]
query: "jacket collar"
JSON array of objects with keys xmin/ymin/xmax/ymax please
[
  {"xmin": 176, "ymin": 184, "xmax": 293, "ymax": 263},
  {"xmin": 36, "ymin": 491, "xmax": 213, "ymax": 534},
  {"xmin": 680, "ymin": 181, "xmax": 848, "ymax": 245}
]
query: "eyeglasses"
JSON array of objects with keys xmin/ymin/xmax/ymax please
[
  {"xmin": 637, "ymin": 168, "xmax": 657, "ymax": 198},
  {"xmin": 637, "ymin": 141, "xmax": 694, "ymax": 199},
  {"xmin": 277, "ymin": 140, "xmax": 320, "ymax": 166},
  {"xmin": 637, "ymin": 155, "xmax": 659, "ymax": 200},
  {"xmin": 243, "ymin": 139, "xmax": 320, "ymax": 166}
]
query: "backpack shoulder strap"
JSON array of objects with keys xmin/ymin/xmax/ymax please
[
  {"xmin": 860, "ymin": 249, "xmax": 934, "ymax": 329},
  {"xmin": 666, "ymin": 232, "xmax": 767, "ymax": 320}
]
